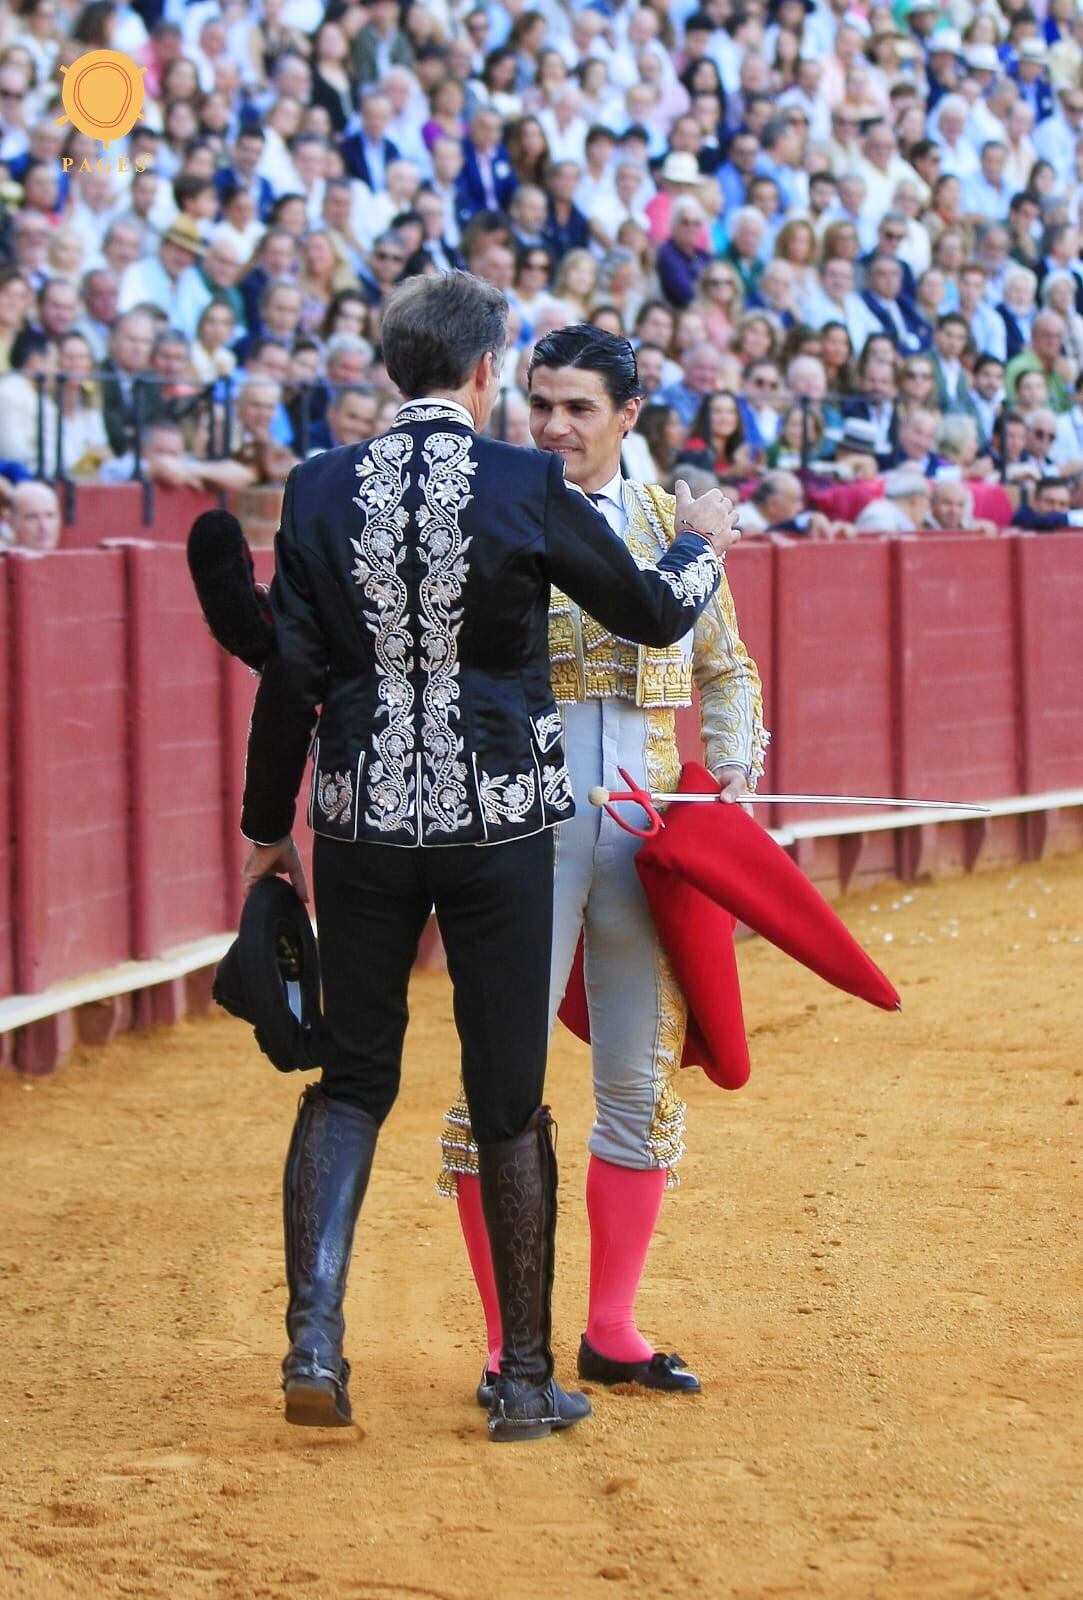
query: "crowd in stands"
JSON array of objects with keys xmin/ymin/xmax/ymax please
[{"xmin": 4, "ymin": 0, "xmax": 1083, "ymax": 548}]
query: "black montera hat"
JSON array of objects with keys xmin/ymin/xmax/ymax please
[{"xmin": 213, "ymin": 878, "xmax": 323, "ymax": 1073}]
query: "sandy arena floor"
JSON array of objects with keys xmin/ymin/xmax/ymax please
[{"xmin": 0, "ymin": 855, "xmax": 1080, "ymax": 1600}]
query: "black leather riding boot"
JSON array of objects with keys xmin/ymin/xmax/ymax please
[
  {"xmin": 281, "ymin": 1084, "xmax": 378, "ymax": 1426},
  {"xmin": 477, "ymin": 1106, "xmax": 592, "ymax": 1443}
]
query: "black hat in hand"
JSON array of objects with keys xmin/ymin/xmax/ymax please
[{"xmin": 214, "ymin": 878, "xmax": 323, "ymax": 1073}]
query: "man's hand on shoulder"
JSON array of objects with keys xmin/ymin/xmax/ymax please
[{"xmin": 673, "ymin": 478, "xmax": 741, "ymax": 559}]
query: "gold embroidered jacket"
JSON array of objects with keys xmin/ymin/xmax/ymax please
[{"xmin": 548, "ymin": 480, "xmax": 769, "ymax": 780}]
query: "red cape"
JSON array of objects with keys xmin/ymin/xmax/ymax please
[{"xmin": 558, "ymin": 761, "xmax": 899, "ymax": 1090}]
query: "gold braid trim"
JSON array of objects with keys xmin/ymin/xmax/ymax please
[
  {"xmin": 641, "ymin": 708, "xmax": 688, "ymax": 1185},
  {"xmin": 436, "ymin": 1082, "xmax": 477, "ymax": 1197},
  {"xmin": 546, "ymin": 485, "xmax": 695, "ymax": 708}
]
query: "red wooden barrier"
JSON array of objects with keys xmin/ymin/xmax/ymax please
[
  {"xmin": 9, "ymin": 551, "xmax": 132, "ymax": 992},
  {"xmin": 1015, "ymin": 533, "xmax": 1083, "ymax": 792},
  {"xmin": 128, "ymin": 546, "xmax": 230, "ymax": 956},
  {"xmin": 674, "ymin": 541, "xmax": 774, "ymax": 770},
  {"xmin": 146, "ymin": 486, "xmax": 220, "ymax": 544},
  {"xmin": 60, "ymin": 485, "xmax": 219, "ymax": 548},
  {"xmin": 2, "ymin": 533, "xmax": 1082, "ymax": 1011},
  {"xmin": 894, "ymin": 537, "xmax": 1021, "ymax": 802},
  {"xmin": 60, "ymin": 484, "xmax": 143, "ymax": 548},
  {"xmin": 772, "ymin": 541, "xmax": 895, "ymax": 827},
  {"xmin": 0, "ymin": 571, "xmax": 12, "ymax": 997}
]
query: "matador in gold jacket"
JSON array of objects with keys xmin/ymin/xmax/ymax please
[{"xmin": 439, "ymin": 327, "xmax": 768, "ymax": 1402}]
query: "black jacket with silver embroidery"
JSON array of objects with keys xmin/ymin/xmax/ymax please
[{"xmin": 241, "ymin": 404, "xmax": 721, "ymax": 847}]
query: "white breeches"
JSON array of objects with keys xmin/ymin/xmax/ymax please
[{"xmin": 550, "ymin": 699, "xmax": 687, "ymax": 1172}]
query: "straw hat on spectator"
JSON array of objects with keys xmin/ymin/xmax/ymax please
[{"xmin": 161, "ymin": 216, "xmax": 206, "ymax": 257}]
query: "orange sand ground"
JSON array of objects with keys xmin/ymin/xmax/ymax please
[{"xmin": 0, "ymin": 855, "xmax": 1080, "ymax": 1600}]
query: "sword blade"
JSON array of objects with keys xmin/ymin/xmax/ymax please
[{"xmin": 649, "ymin": 793, "xmax": 991, "ymax": 813}]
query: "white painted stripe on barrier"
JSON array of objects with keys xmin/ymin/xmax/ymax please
[
  {"xmin": 0, "ymin": 934, "xmax": 234, "ymax": 1034},
  {"xmin": 766, "ymin": 787, "xmax": 1083, "ymax": 846}
]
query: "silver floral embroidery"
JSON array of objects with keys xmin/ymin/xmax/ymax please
[
  {"xmin": 393, "ymin": 400, "xmax": 473, "ymax": 428},
  {"xmin": 541, "ymin": 763, "xmax": 573, "ymax": 811},
  {"xmin": 316, "ymin": 769, "xmax": 354, "ymax": 824},
  {"xmin": 479, "ymin": 769, "xmax": 537, "ymax": 824},
  {"xmin": 657, "ymin": 546, "xmax": 719, "ymax": 607},
  {"xmin": 417, "ymin": 432, "xmax": 475, "ymax": 834},
  {"xmin": 532, "ymin": 708, "xmax": 563, "ymax": 753},
  {"xmin": 350, "ymin": 432, "xmax": 416, "ymax": 832}
]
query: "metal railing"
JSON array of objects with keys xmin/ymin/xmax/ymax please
[{"xmin": 7, "ymin": 373, "xmax": 1026, "ymax": 516}]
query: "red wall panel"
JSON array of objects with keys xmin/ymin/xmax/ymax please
[
  {"xmin": 147, "ymin": 486, "xmax": 219, "ymax": 544},
  {"xmin": 128, "ymin": 546, "xmax": 230, "ymax": 956},
  {"xmin": 1015, "ymin": 534, "xmax": 1083, "ymax": 793},
  {"xmin": 10, "ymin": 551, "xmax": 131, "ymax": 992},
  {"xmin": 674, "ymin": 541, "xmax": 774, "ymax": 772},
  {"xmin": 0, "ymin": 567, "xmax": 12, "ymax": 996},
  {"xmin": 771, "ymin": 541, "xmax": 895, "ymax": 826},
  {"xmin": 895, "ymin": 538, "xmax": 1021, "ymax": 802},
  {"xmin": 2, "ymin": 522, "xmax": 1081, "ymax": 1007},
  {"xmin": 60, "ymin": 484, "xmax": 143, "ymax": 548}
]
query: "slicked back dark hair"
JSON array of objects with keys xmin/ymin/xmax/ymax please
[{"xmin": 527, "ymin": 324, "xmax": 642, "ymax": 407}]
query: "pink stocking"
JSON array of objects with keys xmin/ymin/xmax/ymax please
[
  {"xmin": 455, "ymin": 1174, "xmax": 502, "ymax": 1372},
  {"xmin": 585, "ymin": 1155, "xmax": 666, "ymax": 1363}
]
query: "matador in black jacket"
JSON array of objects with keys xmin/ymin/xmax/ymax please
[{"xmin": 238, "ymin": 272, "xmax": 736, "ymax": 1443}]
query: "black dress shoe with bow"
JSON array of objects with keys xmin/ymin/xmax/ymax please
[{"xmin": 577, "ymin": 1335, "xmax": 701, "ymax": 1393}]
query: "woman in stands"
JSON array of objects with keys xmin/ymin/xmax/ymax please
[
  {"xmin": 691, "ymin": 260, "xmax": 743, "ymax": 349},
  {"xmin": 821, "ymin": 320, "xmax": 856, "ymax": 399},
  {"xmin": 774, "ymin": 218, "xmax": 819, "ymax": 306},
  {"xmin": 636, "ymin": 402, "xmax": 686, "ymax": 483},
  {"xmin": 683, "ymin": 389, "xmax": 761, "ymax": 478},
  {"xmin": 0, "ymin": 268, "xmax": 31, "ymax": 377},
  {"xmin": 505, "ymin": 115, "xmax": 551, "ymax": 186}
]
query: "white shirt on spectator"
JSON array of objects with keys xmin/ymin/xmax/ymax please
[
  {"xmin": 858, "ymin": 156, "xmax": 925, "ymax": 221},
  {"xmin": 257, "ymin": 128, "xmax": 302, "ymax": 197},
  {"xmin": 1033, "ymin": 115, "xmax": 1081, "ymax": 175},
  {"xmin": 1052, "ymin": 404, "xmax": 1083, "ymax": 467},
  {"xmin": 961, "ymin": 172, "xmax": 1012, "ymax": 221},
  {"xmin": 897, "ymin": 219, "xmax": 932, "ymax": 277},
  {"xmin": 854, "ymin": 498, "xmax": 915, "ymax": 534},
  {"xmin": 537, "ymin": 109, "xmax": 590, "ymax": 166},
  {"xmin": 118, "ymin": 257, "xmax": 200, "ymax": 322},
  {"xmin": 0, "ymin": 372, "xmax": 57, "ymax": 472},
  {"xmin": 801, "ymin": 285, "xmax": 881, "ymax": 351},
  {"xmin": 212, "ymin": 217, "xmax": 266, "ymax": 262},
  {"xmin": 931, "ymin": 132, "xmax": 980, "ymax": 183}
]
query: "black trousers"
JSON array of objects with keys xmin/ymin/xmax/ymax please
[{"xmin": 313, "ymin": 830, "xmax": 555, "ymax": 1146}]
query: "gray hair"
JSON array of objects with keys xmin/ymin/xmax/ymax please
[
  {"xmin": 935, "ymin": 413, "xmax": 979, "ymax": 462},
  {"xmin": 325, "ymin": 333, "xmax": 373, "ymax": 365},
  {"xmin": 381, "ymin": 271, "xmax": 508, "ymax": 397},
  {"xmin": 729, "ymin": 206, "xmax": 766, "ymax": 235}
]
